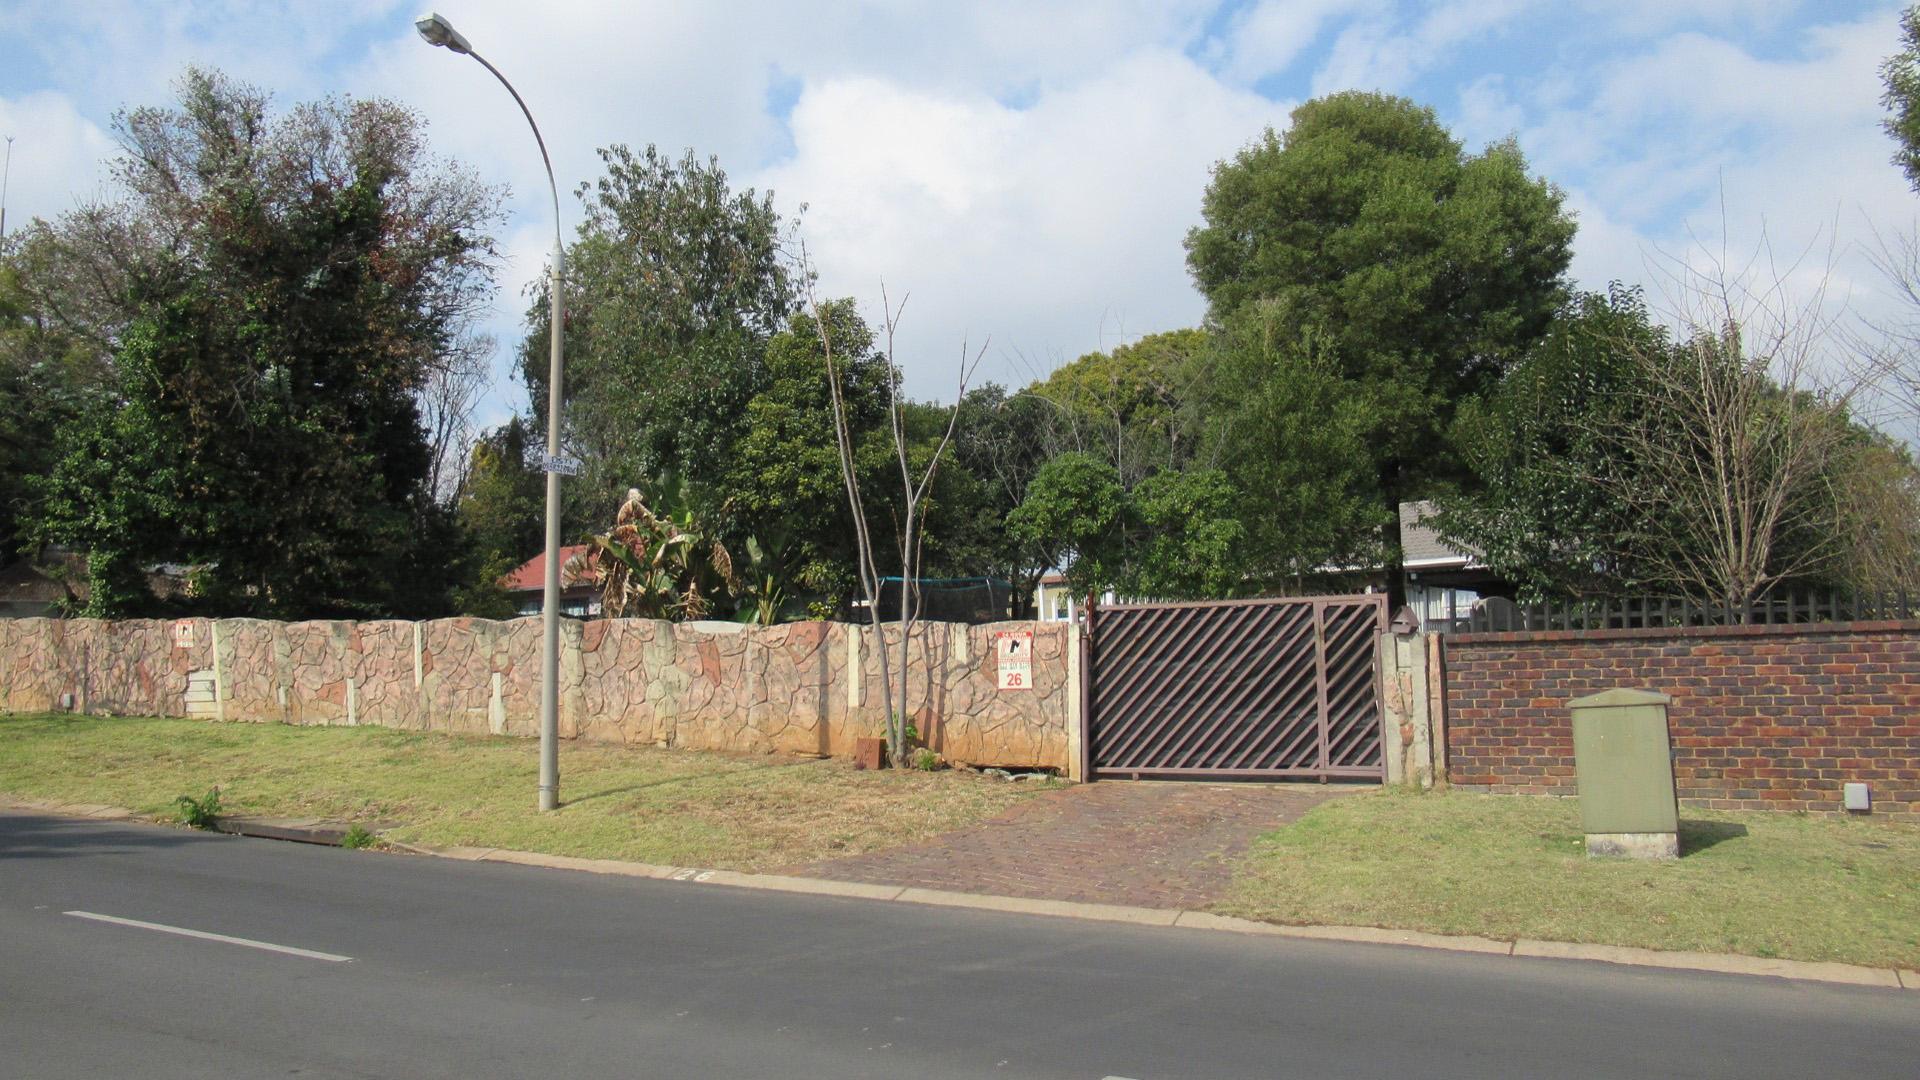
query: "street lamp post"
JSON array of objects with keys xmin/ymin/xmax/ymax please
[
  {"xmin": 416, "ymin": 11, "xmax": 565, "ymax": 811},
  {"xmin": 1, "ymin": 135, "xmax": 16, "ymax": 241}
]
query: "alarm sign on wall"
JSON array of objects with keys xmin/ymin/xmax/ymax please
[
  {"xmin": 171, "ymin": 620, "xmax": 194, "ymax": 650},
  {"xmin": 995, "ymin": 630, "xmax": 1032, "ymax": 691}
]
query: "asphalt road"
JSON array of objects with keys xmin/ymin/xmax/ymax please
[{"xmin": 1, "ymin": 810, "xmax": 1913, "ymax": 1079}]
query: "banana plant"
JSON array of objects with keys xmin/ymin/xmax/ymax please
[
  {"xmin": 734, "ymin": 533, "xmax": 799, "ymax": 626},
  {"xmin": 565, "ymin": 473, "xmax": 738, "ymax": 621}
]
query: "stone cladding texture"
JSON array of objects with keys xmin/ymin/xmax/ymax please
[
  {"xmin": 0, "ymin": 616, "xmax": 1069, "ymax": 769},
  {"xmin": 1444, "ymin": 622, "xmax": 1920, "ymax": 820}
]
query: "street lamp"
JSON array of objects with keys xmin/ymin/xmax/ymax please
[
  {"xmin": 417, "ymin": 11, "xmax": 566, "ymax": 811},
  {"xmin": 1, "ymin": 136, "xmax": 15, "ymax": 241}
]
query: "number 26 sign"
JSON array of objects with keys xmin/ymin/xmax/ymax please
[{"xmin": 995, "ymin": 630, "xmax": 1032, "ymax": 691}]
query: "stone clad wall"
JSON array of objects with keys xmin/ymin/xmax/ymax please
[
  {"xmin": 1444, "ymin": 621, "xmax": 1920, "ymax": 820},
  {"xmin": 0, "ymin": 616, "xmax": 1071, "ymax": 770}
]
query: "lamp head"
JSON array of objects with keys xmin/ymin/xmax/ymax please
[{"xmin": 415, "ymin": 12, "xmax": 473, "ymax": 54}]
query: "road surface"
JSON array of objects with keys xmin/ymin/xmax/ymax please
[{"xmin": 1, "ymin": 810, "xmax": 1912, "ymax": 1078}]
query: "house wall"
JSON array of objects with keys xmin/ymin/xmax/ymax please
[
  {"xmin": 1443, "ymin": 621, "xmax": 1920, "ymax": 820},
  {"xmin": 0, "ymin": 616, "xmax": 1072, "ymax": 771}
]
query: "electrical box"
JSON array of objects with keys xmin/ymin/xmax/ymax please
[
  {"xmin": 1843, "ymin": 782, "xmax": 1871, "ymax": 812},
  {"xmin": 1569, "ymin": 688, "xmax": 1679, "ymax": 859}
]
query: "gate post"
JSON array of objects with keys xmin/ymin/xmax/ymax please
[
  {"xmin": 1376, "ymin": 626, "xmax": 1434, "ymax": 788},
  {"xmin": 1075, "ymin": 592, "xmax": 1094, "ymax": 783}
]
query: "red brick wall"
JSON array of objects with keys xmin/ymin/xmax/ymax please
[{"xmin": 1443, "ymin": 621, "xmax": 1920, "ymax": 820}]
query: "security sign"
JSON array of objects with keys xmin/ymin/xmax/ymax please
[
  {"xmin": 171, "ymin": 620, "xmax": 194, "ymax": 650},
  {"xmin": 995, "ymin": 630, "xmax": 1033, "ymax": 691}
]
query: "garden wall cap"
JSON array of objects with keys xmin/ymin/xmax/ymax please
[{"xmin": 1568, "ymin": 687, "xmax": 1671, "ymax": 708}]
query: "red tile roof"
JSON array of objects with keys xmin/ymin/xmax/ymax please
[{"xmin": 500, "ymin": 545, "xmax": 594, "ymax": 592}]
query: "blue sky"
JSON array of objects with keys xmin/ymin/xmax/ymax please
[{"xmin": 2, "ymin": 1, "xmax": 1912, "ymax": 435}]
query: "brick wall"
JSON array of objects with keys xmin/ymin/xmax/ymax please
[{"xmin": 1443, "ymin": 621, "xmax": 1920, "ymax": 820}]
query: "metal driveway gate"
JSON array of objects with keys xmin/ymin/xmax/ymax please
[{"xmin": 1083, "ymin": 595, "xmax": 1387, "ymax": 781}]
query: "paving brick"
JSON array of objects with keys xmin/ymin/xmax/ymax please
[{"xmin": 793, "ymin": 781, "xmax": 1350, "ymax": 908}]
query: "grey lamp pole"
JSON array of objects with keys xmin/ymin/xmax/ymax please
[
  {"xmin": 416, "ymin": 12, "xmax": 565, "ymax": 811},
  {"xmin": 1, "ymin": 136, "xmax": 15, "ymax": 241}
]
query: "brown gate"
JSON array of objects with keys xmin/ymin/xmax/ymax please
[{"xmin": 1083, "ymin": 595, "xmax": 1387, "ymax": 781}]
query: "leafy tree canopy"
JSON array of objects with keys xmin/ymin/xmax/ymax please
[
  {"xmin": 725, "ymin": 300, "xmax": 893, "ymax": 600},
  {"xmin": 1882, "ymin": 6, "xmax": 1920, "ymax": 192},
  {"xmin": 526, "ymin": 145, "xmax": 799, "ymax": 523},
  {"xmin": 1005, "ymin": 451, "xmax": 1242, "ymax": 601},
  {"xmin": 1185, "ymin": 91, "xmax": 1575, "ymax": 596},
  {"xmin": 23, "ymin": 67, "xmax": 501, "ymax": 617},
  {"xmin": 1030, "ymin": 328, "xmax": 1208, "ymax": 484}
]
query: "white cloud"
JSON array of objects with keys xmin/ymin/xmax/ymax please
[
  {"xmin": 1509, "ymin": 12, "xmax": 1910, "ymax": 292},
  {"xmin": 1311, "ymin": 0, "xmax": 1534, "ymax": 97},
  {"xmin": 759, "ymin": 50, "xmax": 1288, "ymax": 392},
  {"xmin": 0, "ymin": 92, "xmax": 116, "ymax": 231},
  {"xmin": 2, "ymin": 0, "xmax": 1914, "ymax": 433},
  {"xmin": 1572, "ymin": 0, "xmax": 1802, "ymax": 38},
  {"xmin": 1221, "ymin": 0, "xmax": 1360, "ymax": 85}
]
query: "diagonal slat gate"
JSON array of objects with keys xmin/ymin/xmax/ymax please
[{"xmin": 1084, "ymin": 595, "xmax": 1387, "ymax": 780}]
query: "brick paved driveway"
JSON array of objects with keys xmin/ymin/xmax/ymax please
[{"xmin": 792, "ymin": 780, "xmax": 1358, "ymax": 910}]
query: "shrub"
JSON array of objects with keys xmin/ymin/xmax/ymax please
[{"xmin": 173, "ymin": 786, "xmax": 222, "ymax": 830}]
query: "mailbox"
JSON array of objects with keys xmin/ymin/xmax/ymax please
[{"xmin": 1569, "ymin": 688, "xmax": 1679, "ymax": 859}]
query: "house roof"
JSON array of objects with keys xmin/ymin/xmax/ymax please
[
  {"xmin": 500, "ymin": 545, "xmax": 594, "ymax": 593},
  {"xmin": 1398, "ymin": 500, "xmax": 1479, "ymax": 567}
]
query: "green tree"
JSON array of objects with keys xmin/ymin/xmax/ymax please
[
  {"xmin": 948, "ymin": 383, "xmax": 1057, "ymax": 616},
  {"xmin": 25, "ymin": 68, "xmax": 500, "ymax": 617},
  {"xmin": 527, "ymin": 145, "xmax": 798, "ymax": 518},
  {"xmin": 1436, "ymin": 287, "xmax": 1659, "ymax": 599},
  {"xmin": 1125, "ymin": 468, "xmax": 1245, "ymax": 598},
  {"xmin": 1031, "ymin": 329, "xmax": 1208, "ymax": 484},
  {"xmin": 1882, "ymin": 6, "xmax": 1920, "ymax": 192},
  {"xmin": 1186, "ymin": 92, "xmax": 1575, "ymax": 598},
  {"xmin": 451, "ymin": 417, "xmax": 546, "ymax": 617},
  {"xmin": 1005, "ymin": 451, "xmax": 1242, "ymax": 601},
  {"xmin": 725, "ymin": 301, "xmax": 892, "ymax": 602},
  {"xmin": 1005, "ymin": 451, "xmax": 1128, "ymax": 600},
  {"xmin": 1442, "ymin": 280, "xmax": 1893, "ymax": 608},
  {"xmin": 1200, "ymin": 307, "xmax": 1385, "ymax": 587},
  {"xmin": 0, "ymin": 256, "xmax": 104, "ymax": 568}
]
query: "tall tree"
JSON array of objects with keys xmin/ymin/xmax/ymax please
[
  {"xmin": 451, "ymin": 417, "xmax": 547, "ymax": 616},
  {"xmin": 725, "ymin": 300, "xmax": 893, "ymax": 603},
  {"xmin": 525, "ymin": 145, "xmax": 799, "ymax": 521},
  {"xmin": 1186, "ymin": 92, "xmax": 1575, "ymax": 599},
  {"xmin": 23, "ymin": 68, "xmax": 501, "ymax": 617},
  {"xmin": 1882, "ymin": 5, "xmax": 1920, "ymax": 192},
  {"xmin": 1444, "ymin": 277, "xmax": 1888, "ymax": 608},
  {"xmin": 948, "ymin": 383, "xmax": 1057, "ymax": 616},
  {"xmin": 1030, "ymin": 329, "xmax": 1209, "ymax": 485},
  {"xmin": 1436, "ymin": 287, "xmax": 1660, "ymax": 599},
  {"xmin": 1004, "ymin": 450, "xmax": 1243, "ymax": 602},
  {"xmin": 0, "ymin": 255, "xmax": 103, "ymax": 568}
]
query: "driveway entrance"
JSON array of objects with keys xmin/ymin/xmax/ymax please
[{"xmin": 1084, "ymin": 595, "xmax": 1388, "ymax": 781}]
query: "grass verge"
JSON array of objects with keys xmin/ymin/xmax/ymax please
[
  {"xmin": 0, "ymin": 713, "xmax": 1053, "ymax": 872},
  {"xmin": 1217, "ymin": 788, "xmax": 1920, "ymax": 969}
]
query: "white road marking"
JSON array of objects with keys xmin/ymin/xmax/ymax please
[{"xmin": 63, "ymin": 911, "xmax": 353, "ymax": 962}]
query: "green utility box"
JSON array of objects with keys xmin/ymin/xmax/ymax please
[{"xmin": 1569, "ymin": 688, "xmax": 1679, "ymax": 859}]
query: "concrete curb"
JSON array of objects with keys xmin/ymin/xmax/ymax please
[
  {"xmin": 5, "ymin": 796, "xmax": 1915, "ymax": 992},
  {"xmin": 1510, "ymin": 939, "xmax": 1904, "ymax": 988}
]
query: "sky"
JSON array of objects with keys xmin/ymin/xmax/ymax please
[{"xmin": 1, "ymin": 0, "xmax": 1915, "ymax": 435}]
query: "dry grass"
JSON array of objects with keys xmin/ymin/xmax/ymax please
[
  {"xmin": 1219, "ymin": 788, "xmax": 1920, "ymax": 969},
  {"xmin": 0, "ymin": 713, "xmax": 1054, "ymax": 872}
]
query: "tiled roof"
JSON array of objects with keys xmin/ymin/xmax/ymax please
[
  {"xmin": 500, "ymin": 545, "xmax": 594, "ymax": 592},
  {"xmin": 1399, "ymin": 500, "xmax": 1478, "ymax": 566}
]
